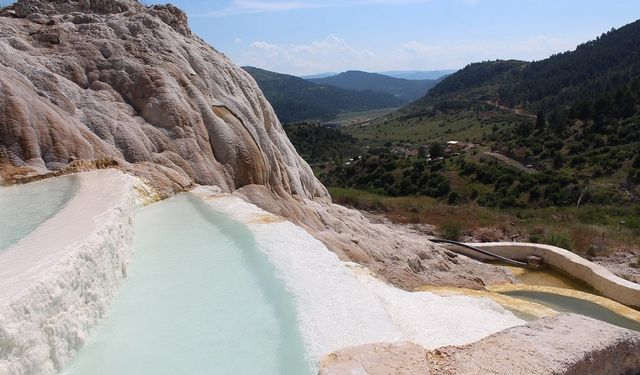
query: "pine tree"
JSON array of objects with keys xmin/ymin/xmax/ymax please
[
  {"xmin": 633, "ymin": 150, "xmax": 640, "ymax": 168},
  {"xmin": 535, "ymin": 111, "xmax": 546, "ymax": 130}
]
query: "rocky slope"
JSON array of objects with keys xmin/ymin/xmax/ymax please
[
  {"xmin": 0, "ymin": 0, "xmax": 513, "ymax": 291},
  {"xmin": 0, "ymin": 0, "xmax": 324, "ymax": 201}
]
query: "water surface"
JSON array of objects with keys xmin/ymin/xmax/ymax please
[
  {"xmin": 0, "ymin": 175, "xmax": 79, "ymax": 251},
  {"xmin": 62, "ymin": 194, "xmax": 310, "ymax": 375},
  {"xmin": 501, "ymin": 290, "xmax": 640, "ymax": 332}
]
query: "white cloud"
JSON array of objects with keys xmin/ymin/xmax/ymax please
[
  {"xmin": 239, "ymin": 34, "xmax": 582, "ymax": 75},
  {"xmin": 234, "ymin": 37, "xmax": 243, "ymax": 43},
  {"xmin": 240, "ymin": 34, "xmax": 376, "ymax": 74},
  {"xmin": 396, "ymin": 36, "xmax": 578, "ymax": 69},
  {"xmin": 251, "ymin": 41, "xmax": 280, "ymax": 50}
]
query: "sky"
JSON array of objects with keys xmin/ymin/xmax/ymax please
[{"xmin": 16, "ymin": 0, "xmax": 640, "ymax": 76}]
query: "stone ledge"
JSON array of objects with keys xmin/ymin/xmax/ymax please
[{"xmin": 442, "ymin": 242, "xmax": 640, "ymax": 308}]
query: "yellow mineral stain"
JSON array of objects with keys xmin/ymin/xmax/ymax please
[
  {"xmin": 415, "ymin": 285, "xmax": 557, "ymax": 320},
  {"xmin": 487, "ymin": 284, "xmax": 640, "ymax": 323},
  {"xmin": 246, "ymin": 214, "xmax": 285, "ymax": 224},
  {"xmin": 498, "ymin": 263, "xmax": 594, "ymax": 293}
]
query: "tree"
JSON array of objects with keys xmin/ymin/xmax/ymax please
[
  {"xmin": 516, "ymin": 121, "xmax": 532, "ymax": 137},
  {"xmin": 418, "ymin": 146, "xmax": 429, "ymax": 159},
  {"xmin": 429, "ymin": 142, "xmax": 444, "ymax": 158},
  {"xmin": 549, "ymin": 110, "xmax": 568, "ymax": 134},
  {"xmin": 633, "ymin": 150, "xmax": 640, "ymax": 168},
  {"xmin": 553, "ymin": 153, "xmax": 564, "ymax": 168},
  {"xmin": 535, "ymin": 111, "xmax": 546, "ymax": 130}
]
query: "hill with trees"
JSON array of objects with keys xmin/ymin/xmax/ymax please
[
  {"xmin": 309, "ymin": 70, "xmax": 439, "ymax": 103},
  {"xmin": 243, "ymin": 67, "xmax": 404, "ymax": 123},
  {"xmin": 277, "ymin": 19, "xmax": 640, "ymax": 256},
  {"xmin": 410, "ymin": 19, "xmax": 640, "ymax": 114}
]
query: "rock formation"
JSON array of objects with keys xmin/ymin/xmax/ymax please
[
  {"xmin": 2, "ymin": 3, "xmax": 639, "ymax": 374},
  {"xmin": 319, "ymin": 314, "xmax": 640, "ymax": 374},
  {"xmin": 0, "ymin": 0, "xmax": 324, "ymax": 201},
  {"xmin": 0, "ymin": 0, "xmax": 514, "ymax": 290}
]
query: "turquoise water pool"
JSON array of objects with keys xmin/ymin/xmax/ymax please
[
  {"xmin": 501, "ymin": 290, "xmax": 640, "ymax": 332},
  {"xmin": 62, "ymin": 194, "xmax": 310, "ymax": 375},
  {"xmin": 0, "ymin": 175, "xmax": 79, "ymax": 251}
]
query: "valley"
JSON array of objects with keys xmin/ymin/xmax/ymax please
[
  {"xmin": 270, "ymin": 21, "xmax": 640, "ymax": 285},
  {"xmin": 1, "ymin": 0, "xmax": 639, "ymax": 374}
]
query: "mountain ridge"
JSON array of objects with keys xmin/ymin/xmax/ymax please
[
  {"xmin": 309, "ymin": 70, "xmax": 439, "ymax": 102},
  {"xmin": 243, "ymin": 66, "xmax": 404, "ymax": 123}
]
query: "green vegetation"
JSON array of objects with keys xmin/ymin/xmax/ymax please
[
  {"xmin": 309, "ymin": 70, "xmax": 439, "ymax": 103},
  {"xmin": 280, "ymin": 20, "xmax": 640, "ymax": 257},
  {"xmin": 243, "ymin": 66, "xmax": 404, "ymax": 123},
  {"xmin": 331, "ymin": 107, "xmax": 399, "ymax": 126},
  {"xmin": 283, "ymin": 123, "xmax": 362, "ymax": 164},
  {"xmin": 440, "ymin": 221, "xmax": 463, "ymax": 241},
  {"xmin": 328, "ymin": 187, "xmax": 640, "ymax": 257},
  {"xmin": 540, "ymin": 231, "xmax": 574, "ymax": 251},
  {"xmin": 344, "ymin": 108, "xmax": 523, "ymax": 146},
  {"xmin": 313, "ymin": 142, "xmax": 623, "ymax": 208}
]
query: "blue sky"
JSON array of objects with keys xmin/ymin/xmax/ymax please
[{"xmin": 13, "ymin": 0, "xmax": 640, "ymax": 76}]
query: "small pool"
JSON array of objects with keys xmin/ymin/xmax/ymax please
[
  {"xmin": 500, "ymin": 290, "xmax": 640, "ymax": 332},
  {"xmin": 62, "ymin": 194, "xmax": 310, "ymax": 375},
  {"xmin": 0, "ymin": 175, "xmax": 79, "ymax": 251}
]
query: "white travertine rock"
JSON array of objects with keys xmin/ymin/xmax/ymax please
[
  {"xmin": 0, "ymin": 0, "xmax": 515, "ymax": 291},
  {"xmin": 0, "ymin": 170, "xmax": 136, "ymax": 375},
  {"xmin": 194, "ymin": 191, "xmax": 525, "ymax": 370},
  {"xmin": 0, "ymin": 0, "xmax": 326, "ymax": 201}
]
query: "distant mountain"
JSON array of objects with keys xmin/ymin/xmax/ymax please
[
  {"xmin": 300, "ymin": 72, "xmax": 338, "ymax": 79},
  {"xmin": 309, "ymin": 70, "xmax": 438, "ymax": 103},
  {"xmin": 243, "ymin": 67, "xmax": 404, "ymax": 123},
  {"xmin": 378, "ymin": 70, "xmax": 457, "ymax": 80}
]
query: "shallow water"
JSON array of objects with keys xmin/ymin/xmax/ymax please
[
  {"xmin": 501, "ymin": 290, "xmax": 640, "ymax": 332},
  {"xmin": 0, "ymin": 175, "xmax": 79, "ymax": 251},
  {"xmin": 62, "ymin": 194, "xmax": 310, "ymax": 375}
]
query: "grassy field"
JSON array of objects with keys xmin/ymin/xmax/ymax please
[
  {"xmin": 343, "ymin": 109, "xmax": 522, "ymax": 146},
  {"xmin": 329, "ymin": 107, "xmax": 400, "ymax": 126},
  {"xmin": 328, "ymin": 187, "xmax": 640, "ymax": 260}
]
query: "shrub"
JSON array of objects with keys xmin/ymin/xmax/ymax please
[
  {"xmin": 543, "ymin": 231, "xmax": 573, "ymax": 251},
  {"xmin": 447, "ymin": 191, "xmax": 460, "ymax": 204},
  {"xmin": 440, "ymin": 221, "xmax": 464, "ymax": 241}
]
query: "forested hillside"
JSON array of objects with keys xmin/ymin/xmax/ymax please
[
  {"xmin": 243, "ymin": 67, "xmax": 403, "ymax": 123},
  {"xmin": 310, "ymin": 70, "xmax": 438, "ymax": 102},
  {"xmin": 417, "ymin": 19, "xmax": 640, "ymax": 113}
]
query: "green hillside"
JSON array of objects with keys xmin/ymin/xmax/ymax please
[
  {"xmin": 273, "ymin": 20, "xmax": 640, "ymax": 212},
  {"xmin": 309, "ymin": 70, "xmax": 439, "ymax": 103},
  {"xmin": 243, "ymin": 67, "xmax": 404, "ymax": 123}
]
